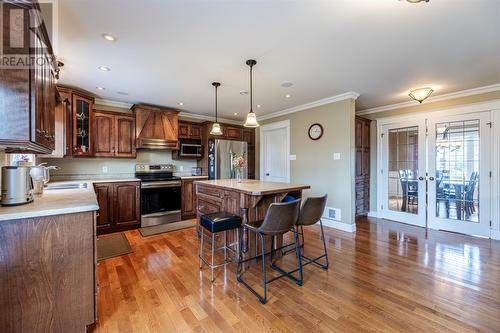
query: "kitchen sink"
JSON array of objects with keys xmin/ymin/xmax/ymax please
[{"xmin": 44, "ymin": 182, "xmax": 88, "ymax": 190}]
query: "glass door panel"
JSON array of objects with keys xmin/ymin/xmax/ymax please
[
  {"xmin": 428, "ymin": 113, "xmax": 490, "ymax": 237},
  {"xmin": 381, "ymin": 120, "xmax": 426, "ymax": 227}
]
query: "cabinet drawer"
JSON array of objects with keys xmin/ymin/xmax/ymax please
[
  {"xmin": 198, "ymin": 199, "xmax": 221, "ymax": 215},
  {"xmin": 196, "ymin": 185, "xmax": 224, "ymax": 199}
]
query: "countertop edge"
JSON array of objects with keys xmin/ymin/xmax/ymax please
[{"xmin": 193, "ymin": 180, "xmax": 311, "ymax": 196}]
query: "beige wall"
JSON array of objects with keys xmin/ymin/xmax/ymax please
[
  {"xmin": 363, "ymin": 90, "xmax": 500, "ymax": 213},
  {"xmin": 256, "ymin": 99, "xmax": 357, "ymax": 225}
]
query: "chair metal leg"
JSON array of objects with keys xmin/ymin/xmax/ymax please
[
  {"xmin": 270, "ymin": 228, "xmax": 303, "ymax": 286},
  {"xmin": 319, "ymin": 219, "xmax": 329, "ymax": 269},
  {"xmin": 260, "ymin": 233, "xmax": 267, "ymax": 304},
  {"xmin": 224, "ymin": 230, "xmax": 227, "ymax": 267},
  {"xmin": 300, "ymin": 225, "xmax": 305, "ymax": 248},
  {"xmin": 199, "ymin": 229, "xmax": 204, "ymax": 269},
  {"xmin": 237, "ymin": 227, "xmax": 244, "ymax": 282},
  {"xmin": 294, "ymin": 228, "xmax": 303, "ymax": 285},
  {"xmin": 211, "ymin": 232, "xmax": 215, "ymax": 282}
]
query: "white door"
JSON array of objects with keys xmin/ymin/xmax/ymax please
[
  {"xmin": 427, "ymin": 112, "xmax": 491, "ymax": 237},
  {"xmin": 260, "ymin": 120, "xmax": 290, "ymax": 183},
  {"xmin": 380, "ymin": 120, "xmax": 427, "ymax": 227}
]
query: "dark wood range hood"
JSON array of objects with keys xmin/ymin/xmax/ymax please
[{"xmin": 132, "ymin": 104, "xmax": 179, "ymax": 150}]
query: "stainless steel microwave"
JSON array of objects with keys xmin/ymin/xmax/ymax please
[{"xmin": 179, "ymin": 143, "xmax": 203, "ymax": 157}]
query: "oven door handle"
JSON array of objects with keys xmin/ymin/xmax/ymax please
[{"xmin": 141, "ymin": 181, "xmax": 181, "ymax": 189}]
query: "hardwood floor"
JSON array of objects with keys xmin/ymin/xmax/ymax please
[{"xmin": 93, "ymin": 217, "xmax": 500, "ymax": 333}]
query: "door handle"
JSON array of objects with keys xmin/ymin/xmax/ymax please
[
  {"xmin": 418, "ymin": 176, "xmax": 424, "ymax": 181},
  {"xmin": 429, "ymin": 177, "xmax": 435, "ymax": 181}
]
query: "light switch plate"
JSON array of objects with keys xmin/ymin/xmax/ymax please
[
  {"xmin": 179, "ymin": 166, "xmax": 184, "ymax": 172},
  {"xmin": 333, "ymin": 153, "xmax": 341, "ymax": 160},
  {"xmin": 289, "ymin": 154, "xmax": 297, "ymax": 160},
  {"xmin": 102, "ymin": 166, "xmax": 108, "ymax": 173}
]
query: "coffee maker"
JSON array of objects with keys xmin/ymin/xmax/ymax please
[{"xmin": 1, "ymin": 166, "xmax": 34, "ymax": 206}]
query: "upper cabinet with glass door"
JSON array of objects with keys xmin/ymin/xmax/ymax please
[{"xmin": 72, "ymin": 93, "xmax": 94, "ymax": 156}]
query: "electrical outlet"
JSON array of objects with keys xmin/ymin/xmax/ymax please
[
  {"xmin": 102, "ymin": 166, "xmax": 108, "ymax": 173},
  {"xmin": 333, "ymin": 153, "xmax": 341, "ymax": 160},
  {"xmin": 179, "ymin": 166, "xmax": 184, "ymax": 172},
  {"xmin": 289, "ymin": 154, "xmax": 297, "ymax": 161}
]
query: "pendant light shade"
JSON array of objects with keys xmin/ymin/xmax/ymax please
[
  {"xmin": 244, "ymin": 59, "xmax": 259, "ymax": 128},
  {"xmin": 210, "ymin": 82, "xmax": 223, "ymax": 135}
]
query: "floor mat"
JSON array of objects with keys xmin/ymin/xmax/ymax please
[{"xmin": 97, "ymin": 233, "xmax": 132, "ymax": 261}]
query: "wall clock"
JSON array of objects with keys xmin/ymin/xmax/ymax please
[{"xmin": 308, "ymin": 123, "xmax": 323, "ymax": 140}]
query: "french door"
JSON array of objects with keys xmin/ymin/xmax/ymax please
[
  {"xmin": 380, "ymin": 112, "xmax": 491, "ymax": 237},
  {"xmin": 427, "ymin": 112, "xmax": 490, "ymax": 237},
  {"xmin": 380, "ymin": 120, "xmax": 427, "ymax": 227}
]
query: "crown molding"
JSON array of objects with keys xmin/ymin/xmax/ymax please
[
  {"xmin": 94, "ymin": 98, "xmax": 133, "ymax": 109},
  {"xmin": 356, "ymin": 83, "xmax": 500, "ymax": 116},
  {"xmin": 179, "ymin": 111, "xmax": 242, "ymax": 125},
  {"xmin": 258, "ymin": 91, "xmax": 360, "ymax": 121}
]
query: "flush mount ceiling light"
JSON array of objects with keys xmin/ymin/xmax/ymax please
[
  {"xmin": 244, "ymin": 59, "xmax": 260, "ymax": 128},
  {"xmin": 210, "ymin": 82, "xmax": 223, "ymax": 136},
  {"xmin": 409, "ymin": 87, "xmax": 434, "ymax": 103},
  {"xmin": 285, "ymin": 94, "xmax": 291, "ymax": 98},
  {"xmin": 98, "ymin": 66, "xmax": 111, "ymax": 71},
  {"xmin": 405, "ymin": 0, "xmax": 429, "ymax": 3},
  {"xmin": 101, "ymin": 33, "xmax": 117, "ymax": 42}
]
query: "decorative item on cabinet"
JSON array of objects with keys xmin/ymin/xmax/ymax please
[
  {"xmin": 93, "ymin": 111, "xmax": 136, "ymax": 158},
  {"xmin": 0, "ymin": 0, "xmax": 58, "ymax": 154},
  {"xmin": 133, "ymin": 104, "xmax": 179, "ymax": 150},
  {"xmin": 355, "ymin": 116, "xmax": 371, "ymax": 216},
  {"xmin": 94, "ymin": 181, "xmax": 140, "ymax": 235}
]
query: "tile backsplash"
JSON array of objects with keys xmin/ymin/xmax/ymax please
[{"xmin": 39, "ymin": 150, "xmax": 197, "ymax": 181}]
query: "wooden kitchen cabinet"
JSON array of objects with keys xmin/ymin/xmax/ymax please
[
  {"xmin": 94, "ymin": 181, "xmax": 140, "ymax": 234},
  {"xmin": 355, "ymin": 116, "xmax": 371, "ymax": 216},
  {"xmin": 225, "ymin": 126, "xmax": 243, "ymax": 140},
  {"xmin": 0, "ymin": 211, "xmax": 97, "ymax": 332},
  {"xmin": 181, "ymin": 177, "xmax": 207, "ymax": 219},
  {"xmin": 93, "ymin": 111, "xmax": 136, "ymax": 158},
  {"xmin": 0, "ymin": 1, "xmax": 58, "ymax": 154},
  {"xmin": 72, "ymin": 93, "xmax": 94, "ymax": 156},
  {"xmin": 178, "ymin": 121, "xmax": 202, "ymax": 140}
]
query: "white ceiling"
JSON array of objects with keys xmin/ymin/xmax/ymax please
[{"xmin": 55, "ymin": 0, "xmax": 500, "ymax": 119}]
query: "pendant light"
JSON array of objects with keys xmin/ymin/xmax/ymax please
[
  {"xmin": 244, "ymin": 59, "xmax": 259, "ymax": 127},
  {"xmin": 210, "ymin": 82, "xmax": 223, "ymax": 135}
]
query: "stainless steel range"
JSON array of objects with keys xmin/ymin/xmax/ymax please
[{"xmin": 135, "ymin": 164, "xmax": 181, "ymax": 227}]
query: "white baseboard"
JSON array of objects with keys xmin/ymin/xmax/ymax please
[
  {"xmin": 491, "ymin": 229, "xmax": 500, "ymax": 240},
  {"xmin": 367, "ymin": 211, "xmax": 379, "ymax": 218},
  {"xmin": 322, "ymin": 219, "xmax": 356, "ymax": 233}
]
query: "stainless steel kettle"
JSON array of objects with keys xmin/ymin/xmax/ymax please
[{"xmin": 1, "ymin": 166, "xmax": 34, "ymax": 206}]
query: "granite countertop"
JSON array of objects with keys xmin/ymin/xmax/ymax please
[
  {"xmin": 194, "ymin": 179, "xmax": 310, "ymax": 196},
  {"xmin": 0, "ymin": 180, "xmax": 99, "ymax": 221},
  {"xmin": 180, "ymin": 175, "xmax": 209, "ymax": 180}
]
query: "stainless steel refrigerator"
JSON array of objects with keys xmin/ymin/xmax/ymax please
[{"xmin": 208, "ymin": 139, "xmax": 248, "ymax": 180}]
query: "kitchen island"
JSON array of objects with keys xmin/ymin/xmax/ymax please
[{"xmin": 194, "ymin": 179, "xmax": 310, "ymax": 260}]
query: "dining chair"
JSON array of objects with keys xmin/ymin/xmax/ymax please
[{"xmin": 237, "ymin": 199, "xmax": 302, "ymax": 304}]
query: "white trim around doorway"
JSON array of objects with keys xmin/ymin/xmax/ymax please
[{"xmin": 259, "ymin": 120, "xmax": 291, "ymax": 183}]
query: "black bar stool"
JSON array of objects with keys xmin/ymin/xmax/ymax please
[
  {"xmin": 237, "ymin": 200, "xmax": 302, "ymax": 304},
  {"xmin": 199, "ymin": 212, "xmax": 241, "ymax": 282},
  {"xmin": 296, "ymin": 194, "xmax": 329, "ymax": 269}
]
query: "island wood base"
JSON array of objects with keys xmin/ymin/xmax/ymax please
[{"xmin": 195, "ymin": 180, "xmax": 310, "ymax": 263}]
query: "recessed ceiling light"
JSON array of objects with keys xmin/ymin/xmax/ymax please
[
  {"xmin": 98, "ymin": 66, "xmax": 111, "ymax": 71},
  {"xmin": 116, "ymin": 91, "xmax": 128, "ymax": 95},
  {"xmin": 102, "ymin": 33, "xmax": 117, "ymax": 42},
  {"xmin": 239, "ymin": 90, "xmax": 248, "ymax": 95},
  {"xmin": 178, "ymin": 102, "xmax": 184, "ymax": 106},
  {"xmin": 234, "ymin": 112, "xmax": 238, "ymax": 116},
  {"xmin": 257, "ymin": 104, "xmax": 261, "ymax": 108},
  {"xmin": 281, "ymin": 82, "xmax": 293, "ymax": 88},
  {"xmin": 285, "ymin": 94, "xmax": 291, "ymax": 98},
  {"xmin": 96, "ymin": 86, "xmax": 105, "ymax": 91}
]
